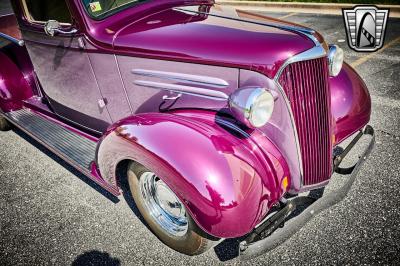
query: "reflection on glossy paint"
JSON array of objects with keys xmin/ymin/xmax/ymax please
[
  {"xmin": 105, "ymin": 28, "xmax": 115, "ymax": 34},
  {"xmin": 224, "ymin": 153, "xmax": 256, "ymax": 202},
  {"xmin": 147, "ymin": 20, "xmax": 162, "ymax": 25},
  {"xmin": 113, "ymin": 3, "xmax": 314, "ymax": 79},
  {"xmin": 0, "ymin": 78, "xmax": 11, "ymax": 99},
  {"xmin": 330, "ymin": 63, "xmax": 371, "ymax": 143},
  {"xmin": 97, "ymin": 111, "xmax": 288, "ymax": 237},
  {"xmin": 206, "ymin": 173, "xmax": 220, "ymax": 186}
]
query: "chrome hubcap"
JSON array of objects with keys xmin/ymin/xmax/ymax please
[{"xmin": 139, "ymin": 172, "xmax": 188, "ymax": 236}]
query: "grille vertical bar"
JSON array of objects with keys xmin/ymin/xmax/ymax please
[{"xmin": 278, "ymin": 57, "xmax": 332, "ymax": 186}]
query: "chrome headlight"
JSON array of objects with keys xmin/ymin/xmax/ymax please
[
  {"xmin": 328, "ymin": 45, "xmax": 344, "ymax": 77},
  {"xmin": 229, "ymin": 87, "xmax": 275, "ymax": 128}
]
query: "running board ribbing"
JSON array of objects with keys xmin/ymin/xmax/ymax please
[{"xmin": 5, "ymin": 109, "xmax": 97, "ymax": 170}]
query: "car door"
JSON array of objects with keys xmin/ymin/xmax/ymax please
[{"xmin": 18, "ymin": 0, "xmax": 112, "ymax": 133}]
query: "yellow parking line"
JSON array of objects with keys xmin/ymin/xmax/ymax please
[
  {"xmin": 350, "ymin": 36, "xmax": 400, "ymax": 68},
  {"xmin": 278, "ymin": 12, "xmax": 298, "ymax": 20}
]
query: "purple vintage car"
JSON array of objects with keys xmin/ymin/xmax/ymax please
[{"xmin": 0, "ymin": 0, "xmax": 374, "ymax": 257}]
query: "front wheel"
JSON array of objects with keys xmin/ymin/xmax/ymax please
[
  {"xmin": 127, "ymin": 161, "xmax": 218, "ymax": 255},
  {"xmin": 0, "ymin": 115, "xmax": 12, "ymax": 131}
]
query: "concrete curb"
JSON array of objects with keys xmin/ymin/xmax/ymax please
[{"xmin": 216, "ymin": 1, "xmax": 400, "ymax": 17}]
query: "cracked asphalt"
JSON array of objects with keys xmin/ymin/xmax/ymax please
[{"xmin": 1, "ymin": 2, "xmax": 400, "ymax": 266}]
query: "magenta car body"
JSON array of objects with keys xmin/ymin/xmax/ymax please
[{"xmin": 0, "ymin": 0, "xmax": 374, "ymax": 257}]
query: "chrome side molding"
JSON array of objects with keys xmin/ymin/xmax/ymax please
[
  {"xmin": 132, "ymin": 69, "xmax": 229, "ymax": 88},
  {"xmin": 134, "ymin": 80, "xmax": 229, "ymax": 100}
]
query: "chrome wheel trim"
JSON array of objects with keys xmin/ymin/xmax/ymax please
[{"xmin": 139, "ymin": 172, "xmax": 188, "ymax": 237}]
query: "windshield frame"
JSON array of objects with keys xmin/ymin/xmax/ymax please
[{"xmin": 81, "ymin": 0, "xmax": 149, "ymax": 20}]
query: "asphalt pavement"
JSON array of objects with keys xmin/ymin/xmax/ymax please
[{"xmin": 1, "ymin": 3, "xmax": 400, "ymax": 266}]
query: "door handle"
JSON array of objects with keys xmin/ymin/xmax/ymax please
[{"xmin": 44, "ymin": 20, "xmax": 78, "ymax": 37}]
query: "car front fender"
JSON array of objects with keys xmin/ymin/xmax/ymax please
[
  {"xmin": 96, "ymin": 110, "xmax": 289, "ymax": 238},
  {"xmin": 330, "ymin": 62, "xmax": 372, "ymax": 144},
  {"xmin": 0, "ymin": 51, "xmax": 34, "ymax": 112}
]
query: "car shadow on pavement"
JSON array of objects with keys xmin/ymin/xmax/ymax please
[
  {"xmin": 13, "ymin": 128, "xmax": 120, "ymax": 203},
  {"xmin": 72, "ymin": 250, "xmax": 121, "ymax": 266},
  {"xmin": 214, "ymin": 238, "xmax": 243, "ymax": 261}
]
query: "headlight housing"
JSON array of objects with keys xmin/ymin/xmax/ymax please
[
  {"xmin": 328, "ymin": 45, "xmax": 344, "ymax": 77},
  {"xmin": 229, "ymin": 87, "xmax": 275, "ymax": 128}
]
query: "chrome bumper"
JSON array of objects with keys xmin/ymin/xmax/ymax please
[{"xmin": 239, "ymin": 125, "xmax": 375, "ymax": 259}]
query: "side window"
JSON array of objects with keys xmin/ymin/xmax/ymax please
[{"xmin": 22, "ymin": 0, "xmax": 72, "ymax": 24}]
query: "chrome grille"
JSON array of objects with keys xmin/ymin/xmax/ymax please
[{"xmin": 278, "ymin": 57, "xmax": 332, "ymax": 186}]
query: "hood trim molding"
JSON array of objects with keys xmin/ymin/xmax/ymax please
[{"xmin": 175, "ymin": 7, "xmax": 320, "ymax": 45}]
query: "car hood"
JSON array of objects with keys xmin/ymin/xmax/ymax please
[{"xmin": 113, "ymin": 4, "xmax": 317, "ymax": 78}]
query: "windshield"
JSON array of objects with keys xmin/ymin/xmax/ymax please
[{"xmin": 82, "ymin": 0, "xmax": 146, "ymax": 18}]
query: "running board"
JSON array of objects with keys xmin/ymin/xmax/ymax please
[{"xmin": 3, "ymin": 108, "xmax": 120, "ymax": 196}]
